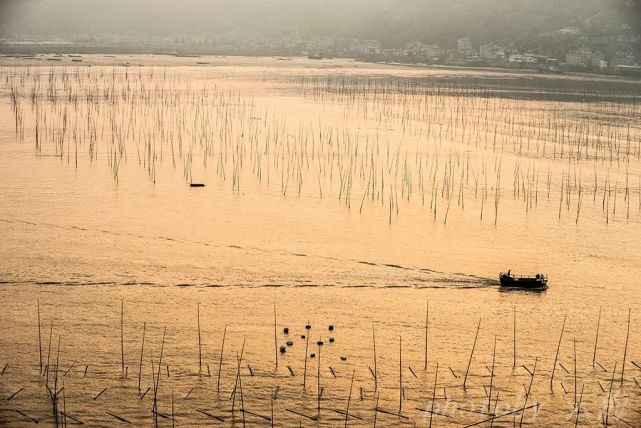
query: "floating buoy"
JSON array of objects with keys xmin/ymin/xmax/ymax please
[
  {"xmin": 317, "ymin": 340, "xmax": 324, "ymax": 346},
  {"xmin": 301, "ymin": 335, "xmax": 306, "ymax": 339},
  {"xmin": 310, "ymin": 353, "xmax": 316, "ymax": 358},
  {"xmin": 329, "ymin": 337, "xmax": 335, "ymax": 343},
  {"xmin": 286, "ymin": 340, "xmax": 293, "ymax": 346},
  {"xmin": 328, "ymin": 325, "xmax": 334, "ymax": 331},
  {"xmin": 305, "ymin": 324, "xmax": 311, "ymax": 330},
  {"xmin": 340, "ymin": 356, "xmax": 347, "ymax": 361},
  {"xmin": 283, "ymin": 327, "xmax": 289, "ymax": 334},
  {"xmin": 279, "ymin": 345, "xmax": 286, "ymax": 353}
]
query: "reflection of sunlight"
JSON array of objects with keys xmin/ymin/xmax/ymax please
[{"xmin": 0, "ymin": 55, "xmax": 640, "ymax": 427}]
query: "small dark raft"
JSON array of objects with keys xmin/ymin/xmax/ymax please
[
  {"xmin": 189, "ymin": 183, "xmax": 206, "ymax": 188},
  {"xmin": 499, "ymin": 271, "xmax": 548, "ymax": 289}
]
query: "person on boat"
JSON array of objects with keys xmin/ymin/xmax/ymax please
[{"xmin": 507, "ymin": 270, "xmax": 511, "ymax": 276}]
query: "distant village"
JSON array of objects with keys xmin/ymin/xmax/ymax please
[
  {"xmin": 2, "ymin": 31, "xmax": 640, "ymax": 77},
  {"xmin": 305, "ymin": 36, "xmax": 640, "ymax": 76}
]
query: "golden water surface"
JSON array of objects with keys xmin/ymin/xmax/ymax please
[{"xmin": 0, "ymin": 55, "xmax": 640, "ymax": 427}]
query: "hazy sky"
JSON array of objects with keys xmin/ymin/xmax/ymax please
[{"xmin": 0, "ymin": 0, "xmax": 637, "ymax": 44}]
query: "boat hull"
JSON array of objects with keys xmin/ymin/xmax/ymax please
[{"xmin": 499, "ymin": 274, "xmax": 547, "ymax": 289}]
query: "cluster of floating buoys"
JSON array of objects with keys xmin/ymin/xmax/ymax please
[{"xmin": 278, "ymin": 323, "xmax": 340, "ymax": 357}]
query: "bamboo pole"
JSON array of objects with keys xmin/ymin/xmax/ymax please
[
  {"xmin": 593, "ymin": 307, "xmax": 601, "ymax": 368},
  {"xmin": 575, "ymin": 384, "xmax": 584, "ymax": 427},
  {"xmin": 488, "ymin": 335, "xmax": 496, "ymax": 412},
  {"xmin": 489, "ymin": 391, "xmax": 500, "ymax": 428},
  {"xmin": 374, "ymin": 393, "xmax": 381, "ymax": 428},
  {"xmin": 463, "ymin": 318, "xmax": 481, "ymax": 390},
  {"xmin": 52, "ymin": 335, "xmax": 61, "ymax": 427},
  {"xmin": 574, "ymin": 338, "xmax": 577, "ymax": 407},
  {"xmin": 372, "ymin": 324, "xmax": 377, "ymax": 392},
  {"xmin": 138, "ymin": 322, "xmax": 146, "ymax": 393},
  {"xmin": 465, "ymin": 403, "xmax": 540, "ymax": 428},
  {"xmin": 238, "ymin": 351, "xmax": 246, "ymax": 428},
  {"xmin": 153, "ymin": 327, "xmax": 167, "ymax": 428},
  {"xmin": 344, "ymin": 369, "xmax": 355, "ymax": 427},
  {"xmin": 121, "ymin": 299, "xmax": 125, "ymax": 377},
  {"xmin": 197, "ymin": 303, "xmax": 202, "ymax": 375},
  {"xmin": 274, "ymin": 303, "xmax": 278, "ymax": 372},
  {"xmin": 217, "ymin": 324, "xmax": 227, "ymax": 394},
  {"xmin": 303, "ymin": 322, "xmax": 310, "ymax": 391},
  {"xmin": 399, "ymin": 336, "xmax": 402, "ymax": 414},
  {"xmin": 519, "ymin": 357, "xmax": 537, "ymax": 427},
  {"xmin": 621, "ymin": 308, "xmax": 631, "ymax": 384},
  {"xmin": 171, "ymin": 389, "xmax": 175, "ymax": 428},
  {"xmin": 605, "ymin": 362, "xmax": 617, "ymax": 427},
  {"xmin": 513, "ymin": 306, "xmax": 516, "ymax": 370},
  {"xmin": 550, "ymin": 315, "xmax": 566, "ymax": 389},
  {"xmin": 37, "ymin": 299, "xmax": 42, "ymax": 374},
  {"xmin": 317, "ymin": 338, "xmax": 323, "ymax": 417},
  {"xmin": 45, "ymin": 321, "xmax": 53, "ymax": 387},
  {"xmin": 271, "ymin": 386, "xmax": 274, "ymax": 428},
  {"xmin": 429, "ymin": 363, "xmax": 439, "ymax": 428},
  {"xmin": 424, "ymin": 300, "xmax": 429, "ymax": 370}
]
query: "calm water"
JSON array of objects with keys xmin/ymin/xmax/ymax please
[{"xmin": 0, "ymin": 55, "xmax": 640, "ymax": 427}]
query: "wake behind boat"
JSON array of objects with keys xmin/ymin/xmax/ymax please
[{"xmin": 499, "ymin": 271, "xmax": 548, "ymax": 289}]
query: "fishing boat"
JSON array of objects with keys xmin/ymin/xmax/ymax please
[{"xmin": 499, "ymin": 271, "xmax": 548, "ymax": 289}]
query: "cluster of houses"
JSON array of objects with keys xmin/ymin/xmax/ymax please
[
  {"xmin": 565, "ymin": 47, "xmax": 636, "ymax": 72},
  {"xmin": 306, "ymin": 36, "xmax": 640, "ymax": 76}
]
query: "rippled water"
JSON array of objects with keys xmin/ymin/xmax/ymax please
[{"xmin": 0, "ymin": 55, "xmax": 640, "ymax": 427}]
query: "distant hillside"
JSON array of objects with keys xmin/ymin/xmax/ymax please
[{"xmin": 1, "ymin": 0, "xmax": 638, "ymax": 48}]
